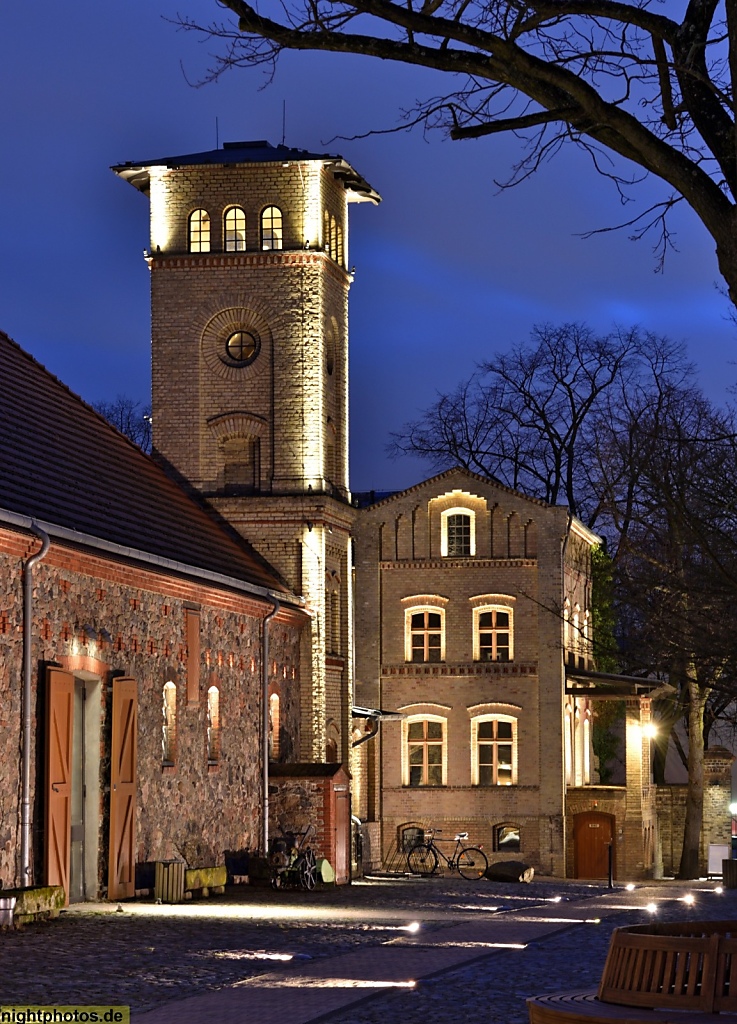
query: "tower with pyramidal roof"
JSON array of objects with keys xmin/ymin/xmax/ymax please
[{"xmin": 114, "ymin": 140, "xmax": 380, "ymax": 765}]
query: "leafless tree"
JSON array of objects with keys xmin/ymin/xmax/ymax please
[
  {"xmin": 93, "ymin": 395, "xmax": 152, "ymax": 453},
  {"xmin": 182, "ymin": 0, "xmax": 737, "ymax": 303},
  {"xmin": 389, "ymin": 322, "xmax": 690, "ymax": 524},
  {"xmin": 598, "ymin": 382, "xmax": 737, "ymax": 877},
  {"xmin": 394, "ymin": 319, "xmax": 737, "ymax": 876}
]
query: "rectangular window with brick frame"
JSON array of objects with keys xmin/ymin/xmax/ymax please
[
  {"xmin": 408, "ymin": 610, "xmax": 443, "ymax": 663},
  {"xmin": 404, "ymin": 718, "xmax": 446, "ymax": 786},
  {"xmin": 473, "ymin": 604, "xmax": 514, "ymax": 662},
  {"xmin": 472, "ymin": 716, "xmax": 517, "ymax": 785}
]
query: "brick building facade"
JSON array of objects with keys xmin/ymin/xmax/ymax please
[{"xmin": 352, "ymin": 470, "xmax": 604, "ymax": 877}]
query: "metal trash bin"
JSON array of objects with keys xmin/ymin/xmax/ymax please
[
  {"xmin": 154, "ymin": 861, "xmax": 185, "ymax": 903},
  {"xmin": 0, "ymin": 896, "xmax": 17, "ymax": 928}
]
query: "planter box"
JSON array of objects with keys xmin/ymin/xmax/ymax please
[
  {"xmin": 0, "ymin": 886, "xmax": 65, "ymax": 926},
  {"xmin": 184, "ymin": 866, "xmax": 227, "ymax": 897}
]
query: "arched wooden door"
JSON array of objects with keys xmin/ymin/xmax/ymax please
[{"xmin": 573, "ymin": 811, "xmax": 615, "ymax": 879}]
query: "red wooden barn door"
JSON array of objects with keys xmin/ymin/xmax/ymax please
[
  {"xmin": 108, "ymin": 677, "xmax": 138, "ymax": 900},
  {"xmin": 45, "ymin": 667, "xmax": 74, "ymax": 904}
]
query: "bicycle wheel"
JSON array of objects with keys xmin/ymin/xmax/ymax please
[
  {"xmin": 407, "ymin": 843, "xmax": 438, "ymax": 876},
  {"xmin": 457, "ymin": 847, "xmax": 488, "ymax": 880},
  {"xmin": 299, "ymin": 849, "xmax": 317, "ymax": 891}
]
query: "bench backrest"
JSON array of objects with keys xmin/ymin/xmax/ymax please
[{"xmin": 598, "ymin": 921, "xmax": 737, "ymax": 1013}]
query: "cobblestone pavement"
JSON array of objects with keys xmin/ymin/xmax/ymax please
[{"xmin": 1, "ymin": 874, "xmax": 734, "ymax": 1022}]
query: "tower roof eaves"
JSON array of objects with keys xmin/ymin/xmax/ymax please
[{"xmin": 111, "ymin": 140, "xmax": 381, "ymax": 204}]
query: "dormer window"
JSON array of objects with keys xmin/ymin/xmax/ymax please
[
  {"xmin": 189, "ymin": 209, "xmax": 211, "ymax": 253},
  {"xmin": 441, "ymin": 507, "xmax": 476, "ymax": 557}
]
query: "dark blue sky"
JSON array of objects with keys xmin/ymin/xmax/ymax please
[{"xmin": 2, "ymin": 0, "xmax": 734, "ymax": 491}]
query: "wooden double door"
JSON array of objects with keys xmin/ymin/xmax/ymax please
[{"xmin": 45, "ymin": 669, "xmax": 137, "ymax": 903}]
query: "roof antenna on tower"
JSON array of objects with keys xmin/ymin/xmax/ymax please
[
  {"xmin": 216, "ymin": 116, "xmax": 220, "ymax": 149},
  {"xmin": 282, "ymin": 101, "xmax": 286, "ymax": 146}
]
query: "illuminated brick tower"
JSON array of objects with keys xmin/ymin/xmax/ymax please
[{"xmin": 114, "ymin": 141, "xmax": 380, "ymax": 763}]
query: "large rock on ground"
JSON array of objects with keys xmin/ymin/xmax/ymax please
[{"xmin": 486, "ymin": 861, "xmax": 534, "ymax": 883}]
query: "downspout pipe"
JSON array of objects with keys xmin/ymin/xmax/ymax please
[
  {"xmin": 21, "ymin": 523, "xmax": 50, "ymax": 886},
  {"xmin": 262, "ymin": 595, "xmax": 280, "ymax": 857}
]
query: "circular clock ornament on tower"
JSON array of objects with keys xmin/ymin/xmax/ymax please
[{"xmin": 224, "ymin": 330, "xmax": 259, "ymax": 366}]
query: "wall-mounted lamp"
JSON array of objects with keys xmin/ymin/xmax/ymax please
[{"xmin": 306, "ymin": 522, "xmax": 313, "ymax": 532}]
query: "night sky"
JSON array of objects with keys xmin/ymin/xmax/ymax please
[{"xmin": 2, "ymin": 0, "xmax": 735, "ymax": 492}]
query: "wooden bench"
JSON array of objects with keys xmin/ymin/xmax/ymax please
[{"xmin": 528, "ymin": 920, "xmax": 737, "ymax": 1022}]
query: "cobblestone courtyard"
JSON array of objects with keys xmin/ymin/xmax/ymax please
[{"xmin": 1, "ymin": 875, "xmax": 734, "ymax": 1022}]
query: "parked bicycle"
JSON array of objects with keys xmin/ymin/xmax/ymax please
[
  {"xmin": 407, "ymin": 828, "xmax": 488, "ymax": 880},
  {"xmin": 268, "ymin": 823, "xmax": 318, "ymax": 890}
]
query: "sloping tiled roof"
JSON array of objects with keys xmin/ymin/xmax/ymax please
[
  {"xmin": 0, "ymin": 331, "xmax": 293, "ymax": 597},
  {"xmin": 112, "ymin": 140, "xmax": 381, "ymax": 204}
]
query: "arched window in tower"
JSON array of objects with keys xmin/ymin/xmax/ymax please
[
  {"xmin": 261, "ymin": 206, "xmax": 283, "ymax": 250},
  {"xmin": 189, "ymin": 209, "xmax": 211, "ymax": 253},
  {"xmin": 326, "ymin": 721, "xmax": 340, "ymax": 763},
  {"xmin": 336, "ymin": 222, "xmax": 344, "ymax": 267},
  {"xmin": 269, "ymin": 692, "xmax": 280, "ymax": 760},
  {"xmin": 326, "ymin": 417, "xmax": 337, "ymax": 487},
  {"xmin": 224, "ymin": 207, "xmax": 246, "ymax": 252},
  {"xmin": 330, "ymin": 215, "xmax": 337, "ymax": 261},
  {"xmin": 162, "ymin": 681, "xmax": 177, "ymax": 765},
  {"xmin": 331, "ymin": 589, "xmax": 341, "ymax": 654},
  {"xmin": 323, "ymin": 209, "xmax": 331, "ymax": 257},
  {"xmin": 207, "ymin": 685, "xmax": 220, "ymax": 765}
]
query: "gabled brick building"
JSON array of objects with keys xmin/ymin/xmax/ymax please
[
  {"xmin": 0, "ymin": 331, "xmax": 306, "ymax": 900},
  {"xmin": 352, "ymin": 470, "xmax": 603, "ymax": 877}
]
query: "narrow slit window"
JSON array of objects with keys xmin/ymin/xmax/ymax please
[
  {"xmin": 162, "ymin": 681, "xmax": 177, "ymax": 765},
  {"xmin": 207, "ymin": 685, "xmax": 220, "ymax": 764}
]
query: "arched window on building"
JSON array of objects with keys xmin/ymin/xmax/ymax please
[
  {"xmin": 162, "ymin": 681, "xmax": 176, "ymax": 765},
  {"xmin": 224, "ymin": 206, "xmax": 246, "ymax": 251},
  {"xmin": 207, "ymin": 685, "xmax": 220, "ymax": 765},
  {"xmin": 261, "ymin": 206, "xmax": 283, "ymax": 250},
  {"xmin": 336, "ymin": 223, "xmax": 344, "ymax": 267},
  {"xmin": 189, "ymin": 209, "xmax": 210, "ymax": 252}
]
